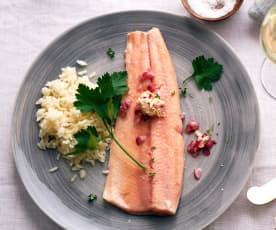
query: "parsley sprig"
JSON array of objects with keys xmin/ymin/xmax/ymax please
[
  {"xmin": 66, "ymin": 126, "xmax": 100, "ymax": 156},
  {"xmin": 180, "ymin": 56, "xmax": 223, "ymax": 95},
  {"xmin": 67, "ymin": 71, "xmax": 146, "ymax": 171}
]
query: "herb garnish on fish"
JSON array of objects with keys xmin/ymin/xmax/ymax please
[{"xmin": 68, "ymin": 71, "xmax": 146, "ymax": 171}]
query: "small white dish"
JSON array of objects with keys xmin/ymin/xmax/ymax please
[
  {"xmin": 181, "ymin": 0, "xmax": 244, "ymax": 21},
  {"xmin": 247, "ymin": 177, "xmax": 276, "ymax": 205}
]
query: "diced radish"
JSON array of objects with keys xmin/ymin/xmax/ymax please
[
  {"xmin": 179, "ymin": 112, "xmax": 186, "ymax": 120},
  {"xmin": 194, "ymin": 168, "xmax": 202, "ymax": 180},
  {"xmin": 185, "ymin": 120, "xmax": 199, "ymax": 134},
  {"xmin": 147, "ymin": 82, "xmax": 156, "ymax": 92},
  {"xmin": 136, "ymin": 135, "xmax": 147, "ymax": 145},
  {"xmin": 187, "ymin": 140, "xmax": 199, "ymax": 155},
  {"xmin": 202, "ymin": 148, "xmax": 211, "ymax": 156},
  {"xmin": 139, "ymin": 71, "xmax": 154, "ymax": 81},
  {"xmin": 120, "ymin": 98, "xmax": 132, "ymax": 117},
  {"xmin": 205, "ymin": 139, "xmax": 217, "ymax": 149},
  {"xmin": 187, "ymin": 131, "xmax": 217, "ymax": 157}
]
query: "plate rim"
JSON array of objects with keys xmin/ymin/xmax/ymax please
[{"xmin": 11, "ymin": 10, "xmax": 260, "ymax": 230}]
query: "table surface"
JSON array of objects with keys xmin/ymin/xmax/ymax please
[{"xmin": 1, "ymin": 0, "xmax": 276, "ymax": 229}]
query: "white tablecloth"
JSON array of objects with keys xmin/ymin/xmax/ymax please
[{"xmin": 1, "ymin": 0, "xmax": 276, "ymax": 229}]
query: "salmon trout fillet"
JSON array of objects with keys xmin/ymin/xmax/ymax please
[{"xmin": 103, "ymin": 28, "xmax": 185, "ymax": 215}]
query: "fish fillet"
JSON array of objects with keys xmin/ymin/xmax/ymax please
[{"xmin": 103, "ymin": 28, "xmax": 184, "ymax": 215}]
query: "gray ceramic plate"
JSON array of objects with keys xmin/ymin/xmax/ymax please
[{"xmin": 12, "ymin": 11, "xmax": 259, "ymax": 230}]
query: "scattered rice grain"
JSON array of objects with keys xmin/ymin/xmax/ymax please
[
  {"xmin": 76, "ymin": 60, "xmax": 88, "ymax": 67},
  {"xmin": 79, "ymin": 169, "xmax": 87, "ymax": 179},
  {"xmin": 89, "ymin": 72, "xmax": 97, "ymax": 81},
  {"xmin": 72, "ymin": 166, "xmax": 81, "ymax": 171},
  {"xmin": 102, "ymin": 169, "xmax": 109, "ymax": 175},
  {"xmin": 56, "ymin": 153, "xmax": 61, "ymax": 161},
  {"xmin": 78, "ymin": 70, "xmax": 88, "ymax": 76},
  {"xmin": 49, "ymin": 166, "xmax": 59, "ymax": 173},
  {"xmin": 70, "ymin": 174, "xmax": 78, "ymax": 183}
]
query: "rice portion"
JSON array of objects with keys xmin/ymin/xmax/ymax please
[{"xmin": 36, "ymin": 67, "xmax": 110, "ymax": 168}]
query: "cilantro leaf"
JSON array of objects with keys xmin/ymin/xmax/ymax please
[
  {"xmin": 74, "ymin": 71, "xmax": 128, "ymax": 125},
  {"xmin": 106, "ymin": 96, "xmax": 122, "ymax": 125},
  {"xmin": 97, "ymin": 71, "xmax": 128, "ymax": 99},
  {"xmin": 74, "ymin": 84, "xmax": 102, "ymax": 112},
  {"xmin": 73, "ymin": 71, "xmax": 146, "ymax": 171},
  {"xmin": 192, "ymin": 56, "xmax": 223, "ymax": 90},
  {"xmin": 65, "ymin": 126, "xmax": 100, "ymax": 156},
  {"xmin": 181, "ymin": 55, "xmax": 223, "ymax": 93}
]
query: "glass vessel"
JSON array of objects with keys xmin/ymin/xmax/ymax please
[{"xmin": 260, "ymin": 5, "xmax": 276, "ymax": 99}]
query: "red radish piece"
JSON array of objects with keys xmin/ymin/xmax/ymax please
[
  {"xmin": 187, "ymin": 140, "xmax": 200, "ymax": 157},
  {"xmin": 179, "ymin": 113, "xmax": 186, "ymax": 120},
  {"xmin": 194, "ymin": 168, "xmax": 202, "ymax": 180},
  {"xmin": 185, "ymin": 120, "xmax": 199, "ymax": 134},
  {"xmin": 120, "ymin": 98, "xmax": 132, "ymax": 117},
  {"xmin": 136, "ymin": 135, "xmax": 147, "ymax": 145},
  {"xmin": 202, "ymin": 148, "xmax": 211, "ymax": 156},
  {"xmin": 139, "ymin": 71, "xmax": 154, "ymax": 81},
  {"xmin": 147, "ymin": 82, "xmax": 156, "ymax": 92},
  {"xmin": 187, "ymin": 131, "xmax": 217, "ymax": 157},
  {"xmin": 205, "ymin": 139, "xmax": 217, "ymax": 149}
]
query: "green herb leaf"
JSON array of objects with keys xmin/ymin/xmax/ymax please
[
  {"xmin": 65, "ymin": 126, "xmax": 100, "ymax": 156},
  {"xmin": 154, "ymin": 93, "xmax": 160, "ymax": 99},
  {"xmin": 88, "ymin": 193, "xmax": 97, "ymax": 202},
  {"xmin": 188, "ymin": 93, "xmax": 193, "ymax": 98},
  {"xmin": 74, "ymin": 71, "xmax": 128, "ymax": 125},
  {"xmin": 73, "ymin": 71, "xmax": 146, "ymax": 171},
  {"xmin": 206, "ymin": 124, "xmax": 214, "ymax": 136},
  {"xmin": 192, "ymin": 56, "xmax": 223, "ymax": 90},
  {"xmin": 106, "ymin": 48, "xmax": 115, "ymax": 58},
  {"xmin": 180, "ymin": 87, "xmax": 187, "ymax": 97},
  {"xmin": 74, "ymin": 84, "xmax": 100, "ymax": 112},
  {"xmin": 98, "ymin": 72, "xmax": 128, "ymax": 98},
  {"xmin": 180, "ymin": 55, "xmax": 223, "ymax": 94}
]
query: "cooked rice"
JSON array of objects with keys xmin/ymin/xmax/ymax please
[
  {"xmin": 79, "ymin": 169, "xmax": 87, "ymax": 179},
  {"xmin": 70, "ymin": 174, "xmax": 78, "ymax": 183},
  {"xmin": 36, "ymin": 67, "xmax": 110, "ymax": 169},
  {"xmin": 77, "ymin": 70, "xmax": 88, "ymax": 76},
  {"xmin": 49, "ymin": 166, "xmax": 59, "ymax": 173},
  {"xmin": 76, "ymin": 59, "xmax": 88, "ymax": 67}
]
